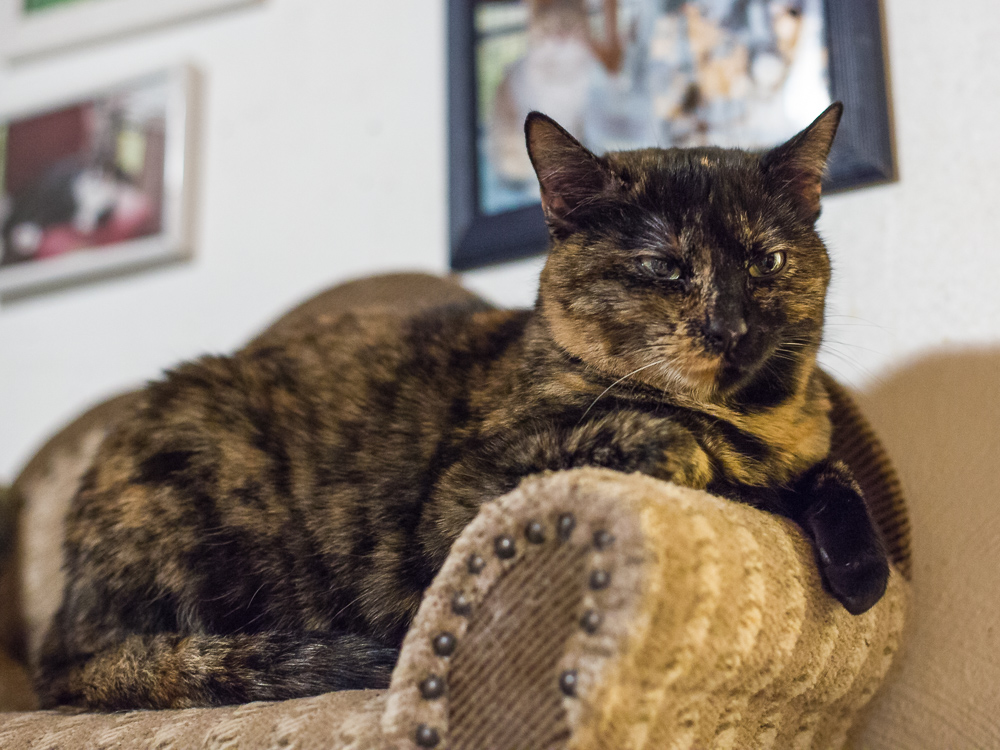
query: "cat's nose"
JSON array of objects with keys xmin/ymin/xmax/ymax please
[{"xmin": 703, "ymin": 317, "xmax": 748, "ymax": 354}]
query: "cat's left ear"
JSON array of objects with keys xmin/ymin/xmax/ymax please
[
  {"xmin": 764, "ymin": 102, "xmax": 843, "ymax": 221},
  {"xmin": 525, "ymin": 112, "xmax": 615, "ymax": 237}
]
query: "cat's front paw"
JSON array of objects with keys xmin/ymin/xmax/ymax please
[
  {"xmin": 796, "ymin": 461, "xmax": 890, "ymax": 615},
  {"xmin": 816, "ymin": 543, "xmax": 890, "ymax": 616}
]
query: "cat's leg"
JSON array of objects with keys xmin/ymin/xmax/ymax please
[
  {"xmin": 431, "ymin": 417, "xmax": 888, "ymax": 616},
  {"xmin": 783, "ymin": 460, "xmax": 890, "ymax": 615},
  {"xmin": 38, "ymin": 475, "xmax": 400, "ymax": 711},
  {"xmin": 421, "ymin": 412, "xmax": 714, "ymax": 560},
  {"xmin": 35, "ymin": 628, "xmax": 398, "ymax": 710}
]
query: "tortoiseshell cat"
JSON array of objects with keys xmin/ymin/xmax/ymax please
[{"xmin": 37, "ymin": 103, "xmax": 889, "ymax": 711}]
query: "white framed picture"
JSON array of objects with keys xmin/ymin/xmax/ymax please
[
  {"xmin": 0, "ymin": 66, "xmax": 197, "ymax": 300},
  {"xmin": 0, "ymin": 0, "xmax": 261, "ymax": 60}
]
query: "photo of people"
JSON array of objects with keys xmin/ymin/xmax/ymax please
[
  {"xmin": 0, "ymin": 76, "xmax": 171, "ymax": 291},
  {"xmin": 476, "ymin": 0, "xmax": 831, "ymax": 216}
]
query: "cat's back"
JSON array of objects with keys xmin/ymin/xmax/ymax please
[
  {"xmin": 86, "ymin": 298, "xmax": 533, "ymax": 504},
  {"xmin": 54, "ymin": 300, "xmax": 532, "ymax": 643}
]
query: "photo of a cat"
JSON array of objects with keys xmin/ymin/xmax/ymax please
[
  {"xmin": 0, "ymin": 69, "xmax": 195, "ymax": 299},
  {"xmin": 476, "ymin": 0, "xmax": 831, "ymax": 217}
]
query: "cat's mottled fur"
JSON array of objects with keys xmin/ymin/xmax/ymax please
[{"xmin": 36, "ymin": 104, "xmax": 889, "ymax": 711}]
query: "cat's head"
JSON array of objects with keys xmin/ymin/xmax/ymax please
[{"xmin": 527, "ymin": 104, "xmax": 841, "ymax": 406}]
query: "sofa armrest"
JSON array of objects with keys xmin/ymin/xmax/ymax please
[{"xmin": 382, "ymin": 468, "xmax": 908, "ymax": 750}]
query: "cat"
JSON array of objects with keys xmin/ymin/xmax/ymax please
[
  {"xmin": 1, "ymin": 159, "xmax": 136, "ymax": 264},
  {"xmin": 488, "ymin": 0, "xmax": 626, "ymax": 186},
  {"xmin": 35, "ymin": 102, "xmax": 889, "ymax": 711}
]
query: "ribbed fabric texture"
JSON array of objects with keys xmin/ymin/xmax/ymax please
[
  {"xmin": 0, "ymin": 690, "xmax": 387, "ymax": 749},
  {"xmin": 382, "ymin": 469, "xmax": 907, "ymax": 750},
  {"xmin": 824, "ymin": 373, "xmax": 911, "ymax": 580},
  {"xmin": 571, "ymin": 473, "xmax": 907, "ymax": 750}
]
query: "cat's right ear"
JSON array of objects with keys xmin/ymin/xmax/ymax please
[
  {"xmin": 763, "ymin": 102, "xmax": 843, "ymax": 222},
  {"xmin": 525, "ymin": 112, "xmax": 612, "ymax": 236}
]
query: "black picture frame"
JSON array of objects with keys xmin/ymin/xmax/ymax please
[{"xmin": 448, "ymin": 0, "xmax": 894, "ymax": 272}]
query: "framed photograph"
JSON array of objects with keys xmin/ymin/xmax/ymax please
[
  {"xmin": 0, "ymin": 67, "xmax": 197, "ymax": 300},
  {"xmin": 0, "ymin": 0, "xmax": 261, "ymax": 60},
  {"xmin": 449, "ymin": 0, "xmax": 894, "ymax": 271}
]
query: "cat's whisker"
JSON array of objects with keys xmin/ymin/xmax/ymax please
[
  {"xmin": 820, "ymin": 340, "xmax": 888, "ymax": 380},
  {"xmin": 822, "ymin": 338, "xmax": 887, "ymax": 358},
  {"xmin": 578, "ymin": 359, "xmax": 667, "ymax": 423},
  {"xmin": 775, "ymin": 341, "xmax": 807, "ymax": 350},
  {"xmin": 817, "ymin": 347, "xmax": 886, "ymax": 387},
  {"xmin": 811, "ymin": 359, "xmax": 854, "ymax": 385},
  {"xmin": 328, "ymin": 589, "xmax": 374, "ymax": 624},
  {"xmin": 825, "ymin": 313, "xmax": 887, "ymax": 330},
  {"xmin": 824, "ymin": 321, "xmax": 883, "ymax": 330},
  {"xmin": 563, "ymin": 191, "xmax": 605, "ymax": 217},
  {"xmin": 766, "ymin": 358, "xmax": 797, "ymax": 371}
]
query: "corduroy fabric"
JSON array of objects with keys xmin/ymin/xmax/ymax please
[
  {"xmin": 571, "ymin": 474, "xmax": 907, "ymax": 750},
  {"xmin": 823, "ymin": 373, "xmax": 911, "ymax": 580},
  {"xmin": 382, "ymin": 469, "xmax": 907, "ymax": 750}
]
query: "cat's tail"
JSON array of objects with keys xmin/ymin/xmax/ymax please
[{"xmin": 35, "ymin": 631, "xmax": 399, "ymax": 710}]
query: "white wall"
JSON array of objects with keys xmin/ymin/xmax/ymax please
[
  {"xmin": 2, "ymin": 0, "xmax": 1000, "ymax": 483},
  {"xmin": 0, "ymin": 0, "xmax": 449, "ymax": 481}
]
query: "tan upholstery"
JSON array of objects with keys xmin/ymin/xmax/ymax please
[
  {"xmin": 383, "ymin": 470, "xmax": 907, "ymax": 750},
  {"xmin": 845, "ymin": 352, "xmax": 1000, "ymax": 749},
  {"xmin": 0, "ymin": 273, "xmax": 911, "ymax": 748}
]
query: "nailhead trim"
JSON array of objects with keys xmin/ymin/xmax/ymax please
[
  {"xmin": 557, "ymin": 513, "xmax": 576, "ymax": 541},
  {"xmin": 580, "ymin": 609, "xmax": 603, "ymax": 634},
  {"xmin": 409, "ymin": 507, "xmax": 625, "ymax": 745},
  {"xmin": 432, "ymin": 632, "xmax": 456, "ymax": 657},
  {"xmin": 415, "ymin": 724, "xmax": 441, "ymax": 747},
  {"xmin": 593, "ymin": 529, "xmax": 615, "ymax": 550},
  {"xmin": 559, "ymin": 669, "xmax": 578, "ymax": 697},
  {"xmin": 495, "ymin": 535, "xmax": 516, "ymax": 559},
  {"xmin": 451, "ymin": 591, "xmax": 472, "ymax": 616},
  {"xmin": 590, "ymin": 569, "xmax": 611, "ymax": 590},
  {"xmin": 525, "ymin": 520, "xmax": 546, "ymax": 544},
  {"xmin": 467, "ymin": 553, "xmax": 486, "ymax": 574},
  {"xmin": 419, "ymin": 674, "xmax": 446, "ymax": 700}
]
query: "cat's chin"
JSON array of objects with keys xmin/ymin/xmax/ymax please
[
  {"xmin": 714, "ymin": 354, "xmax": 772, "ymax": 395},
  {"xmin": 648, "ymin": 358, "xmax": 726, "ymax": 401},
  {"xmin": 642, "ymin": 353, "xmax": 771, "ymax": 403}
]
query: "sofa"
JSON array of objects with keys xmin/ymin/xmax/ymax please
[{"xmin": 0, "ymin": 273, "xmax": 915, "ymax": 749}]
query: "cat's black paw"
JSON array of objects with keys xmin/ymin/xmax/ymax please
[
  {"xmin": 815, "ymin": 543, "xmax": 890, "ymax": 616},
  {"xmin": 794, "ymin": 461, "xmax": 891, "ymax": 615}
]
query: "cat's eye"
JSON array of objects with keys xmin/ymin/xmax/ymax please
[
  {"xmin": 748, "ymin": 251, "xmax": 787, "ymax": 278},
  {"xmin": 639, "ymin": 257, "xmax": 682, "ymax": 281}
]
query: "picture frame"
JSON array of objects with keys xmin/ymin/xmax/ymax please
[
  {"xmin": 449, "ymin": 0, "xmax": 895, "ymax": 272},
  {"xmin": 0, "ymin": 0, "xmax": 261, "ymax": 60},
  {"xmin": 0, "ymin": 66, "xmax": 198, "ymax": 301}
]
